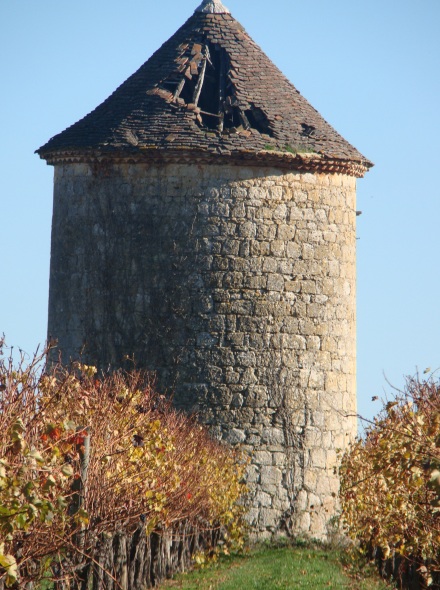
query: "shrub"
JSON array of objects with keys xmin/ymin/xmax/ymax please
[
  {"xmin": 0, "ymin": 339, "xmax": 247, "ymax": 588},
  {"xmin": 340, "ymin": 375, "xmax": 440, "ymax": 586}
]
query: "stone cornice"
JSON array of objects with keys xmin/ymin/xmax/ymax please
[{"xmin": 40, "ymin": 148, "xmax": 370, "ymax": 178}]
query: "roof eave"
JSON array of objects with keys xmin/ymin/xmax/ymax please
[{"xmin": 36, "ymin": 146, "xmax": 372, "ymax": 178}]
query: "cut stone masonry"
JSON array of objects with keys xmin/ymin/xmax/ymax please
[
  {"xmin": 38, "ymin": 1, "xmax": 371, "ymax": 539},
  {"xmin": 48, "ymin": 162, "xmax": 357, "ymax": 538}
]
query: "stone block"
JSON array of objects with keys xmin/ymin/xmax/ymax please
[
  {"xmin": 236, "ymin": 351, "xmax": 256, "ymax": 367},
  {"xmin": 225, "ymin": 367, "xmax": 240, "ymax": 384},
  {"xmin": 261, "ymin": 257, "xmax": 278, "ymax": 273},
  {"xmin": 309, "ymin": 511, "xmax": 327, "ymax": 540},
  {"xmin": 281, "ymin": 334, "xmax": 306, "ymax": 350},
  {"xmin": 230, "ymin": 301, "xmax": 253, "ymax": 315},
  {"xmin": 211, "ymin": 201, "xmax": 229, "ymax": 217},
  {"xmin": 253, "ymin": 451, "xmax": 273, "ymax": 466},
  {"xmin": 255, "ymin": 491, "xmax": 273, "ymax": 508},
  {"xmin": 241, "ymin": 368, "xmax": 258, "ymax": 385},
  {"xmin": 245, "ymin": 275, "xmax": 267, "ymax": 290},
  {"xmin": 308, "ymin": 369, "xmax": 325, "ymax": 389},
  {"xmin": 307, "ymin": 336, "xmax": 321, "ymax": 351},
  {"xmin": 246, "ymin": 386, "xmax": 268, "ymax": 408},
  {"xmin": 259, "ymin": 508, "xmax": 279, "ymax": 529},
  {"xmin": 303, "ymin": 470, "xmax": 317, "ymax": 490},
  {"xmin": 272, "ymin": 496, "xmax": 291, "ymax": 512},
  {"xmin": 239, "ymin": 221, "xmax": 257, "ymax": 238},
  {"xmin": 270, "ymin": 240, "xmax": 285, "ymax": 257},
  {"xmin": 231, "ymin": 203, "xmax": 246, "ymax": 218},
  {"xmin": 267, "ymin": 274, "xmax": 285, "ymax": 292},
  {"xmin": 309, "ymin": 448, "xmax": 327, "ymax": 469},
  {"xmin": 248, "ymin": 187, "xmax": 267, "ymax": 202},
  {"xmin": 303, "ymin": 429, "xmax": 322, "ymax": 448},
  {"xmin": 226, "ymin": 332, "xmax": 245, "ymax": 347},
  {"xmin": 260, "ymin": 466, "xmax": 282, "ymax": 486},
  {"xmin": 245, "ymin": 507, "xmax": 259, "ymax": 526},
  {"xmin": 277, "ymin": 224, "xmax": 296, "ymax": 240},
  {"xmin": 222, "ymin": 272, "xmax": 244, "ymax": 289},
  {"xmin": 261, "ymin": 428, "xmax": 284, "ymax": 445},
  {"xmin": 270, "ymin": 188, "xmax": 285, "ymax": 203},
  {"xmin": 231, "ymin": 392, "xmax": 244, "ymax": 407},
  {"xmin": 302, "ymin": 243, "xmax": 314, "ymax": 260},
  {"xmin": 257, "ymin": 223, "xmax": 277, "ymax": 240},
  {"xmin": 295, "ymin": 489, "xmax": 308, "ymax": 512},
  {"xmin": 272, "ymin": 452, "xmax": 286, "ymax": 467},
  {"xmin": 326, "ymin": 449, "xmax": 338, "ymax": 469},
  {"xmin": 226, "ymin": 428, "xmax": 246, "ymax": 445},
  {"xmin": 286, "ymin": 242, "xmax": 301, "ymax": 258},
  {"xmin": 246, "ymin": 464, "xmax": 260, "ymax": 483}
]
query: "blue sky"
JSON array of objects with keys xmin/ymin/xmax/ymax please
[{"xmin": 1, "ymin": 0, "xmax": 439, "ymax": 425}]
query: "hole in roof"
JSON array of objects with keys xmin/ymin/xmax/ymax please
[
  {"xmin": 157, "ymin": 40, "xmax": 274, "ymax": 136},
  {"xmin": 245, "ymin": 106, "xmax": 273, "ymax": 136},
  {"xmin": 301, "ymin": 123, "xmax": 315, "ymax": 138}
]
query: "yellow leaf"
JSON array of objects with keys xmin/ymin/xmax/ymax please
[{"xmin": 0, "ymin": 552, "xmax": 18, "ymax": 587}]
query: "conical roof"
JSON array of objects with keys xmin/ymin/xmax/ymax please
[{"xmin": 37, "ymin": 0, "xmax": 372, "ymax": 177}]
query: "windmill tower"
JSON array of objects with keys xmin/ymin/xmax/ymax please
[{"xmin": 38, "ymin": 0, "xmax": 372, "ymax": 538}]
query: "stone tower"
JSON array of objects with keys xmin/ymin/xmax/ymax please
[{"xmin": 38, "ymin": 0, "xmax": 372, "ymax": 538}]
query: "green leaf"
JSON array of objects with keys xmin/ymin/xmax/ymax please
[
  {"xmin": 57, "ymin": 496, "xmax": 68, "ymax": 510},
  {"xmin": 42, "ymin": 475, "xmax": 56, "ymax": 491},
  {"xmin": 28, "ymin": 450, "xmax": 45, "ymax": 464},
  {"xmin": 22, "ymin": 481, "xmax": 34, "ymax": 499},
  {"xmin": 74, "ymin": 507, "xmax": 89, "ymax": 526},
  {"xmin": 16, "ymin": 512, "xmax": 28, "ymax": 529},
  {"xmin": 61, "ymin": 463, "xmax": 74, "ymax": 477},
  {"xmin": 64, "ymin": 419, "xmax": 77, "ymax": 431},
  {"xmin": 27, "ymin": 503, "xmax": 39, "ymax": 517}
]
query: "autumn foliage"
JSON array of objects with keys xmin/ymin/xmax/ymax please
[
  {"xmin": 341, "ymin": 376, "xmax": 440, "ymax": 586},
  {"xmin": 0, "ymin": 339, "xmax": 246, "ymax": 588}
]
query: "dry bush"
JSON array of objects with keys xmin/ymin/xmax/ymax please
[
  {"xmin": 340, "ymin": 375, "xmax": 440, "ymax": 586},
  {"xmin": 0, "ymin": 339, "xmax": 246, "ymax": 587}
]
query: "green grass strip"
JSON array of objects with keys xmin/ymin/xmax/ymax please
[{"xmin": 162, "ymin": 546, "xmax": 394, "ymax": 590}]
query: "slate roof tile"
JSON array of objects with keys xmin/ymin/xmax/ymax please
[{"xmin": 37, "ymin": 3, "xmax": 372, "ymax": 177}]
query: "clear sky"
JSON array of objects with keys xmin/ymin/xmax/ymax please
[{"xmin": 1, "ymin": 0, "xmax": 439, "ymax": 426}]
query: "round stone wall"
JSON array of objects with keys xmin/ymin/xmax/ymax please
[{"xmin": 49, "ymin": 160, "xmax": 357, "ymax": 538}]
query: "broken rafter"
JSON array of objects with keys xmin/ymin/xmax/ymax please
[
  {"xmin": 218, "ymin": 49, "xmax": 227, "ymax": 115},
  {"xmin": 239, "ymin": 110, "xmax": 251, "ymax": 130},
  {"xmin": 193, "ymin": 46, "xmax": 210, "ymax": 106},
  {"xmin": 199, "ymin": 110, "xmax": 222, "ymax": 118},
  {"xmin": 218, "ymin": 112, "xmax": 224, "ymax": 133},
  {"xmin": 173, "ymin": 77, "xmax": 186, "ymax": 101}
]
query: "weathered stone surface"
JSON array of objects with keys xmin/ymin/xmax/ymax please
[
  {"xmin": 260, "ymin": 466, "xmax": 283, "ymax": 486},
  {"xmin": 259, "ymin": 508, "xmax": 279, "ymax": 529},
  {"xmin": 225, "ymin": 428, "xmax": 246, "ymax": 445},
  {"xmin": 254, "ymin": 451, "xmax": 273, "ymax": 466},
  {"xmin": 48, "ymin": 162, "xmax": 357, "ymax": 539}
]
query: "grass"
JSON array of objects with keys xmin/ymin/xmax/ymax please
[{"xmin": 161, "ymin": 544, "xmax": 395, "ymax": 590}]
